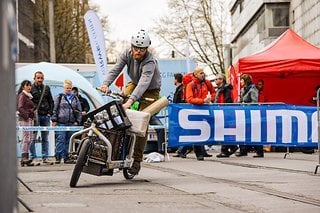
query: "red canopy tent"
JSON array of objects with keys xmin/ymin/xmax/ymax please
[{"xmin": 229, "ymin": 29, "xmax": 320, "ymax": 106}]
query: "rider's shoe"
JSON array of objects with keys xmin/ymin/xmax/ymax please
[{"xmin": 128, "ymin": 161, "xmax": 141, "ymax": 175}]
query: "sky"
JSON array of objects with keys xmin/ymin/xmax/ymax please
[{"xmin": 89, "ymin": 0, "xmax": 169, "ymax": 48}]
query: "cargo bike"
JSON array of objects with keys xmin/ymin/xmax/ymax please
[{"xmin": 68, "ymin": 93, "xmax": 153, "ymax": 187}]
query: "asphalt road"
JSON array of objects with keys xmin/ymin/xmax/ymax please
[{"xmin": 18, "ymin": 150, "xmax": 320, "ymax": 213}]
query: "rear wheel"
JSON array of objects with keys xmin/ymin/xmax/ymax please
[{"xmin": 70, "ymin": 138, "xmax": 91, "ymax": 187}]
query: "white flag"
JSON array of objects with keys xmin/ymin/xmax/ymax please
[{"xmin": 84, "ymin": 10, "xmax": 108, "ymax": 85}]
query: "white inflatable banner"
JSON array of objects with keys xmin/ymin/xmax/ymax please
[{"xmin": 84, "ymin": 10, "xmax": 107, "ymax": 85}]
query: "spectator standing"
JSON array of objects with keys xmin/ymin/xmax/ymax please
[
  {"xmin": 185, "ymin": 68, "xmax": 216, "ymax": 160},
  {"xmin": 256, "ymin": 79, "xmax": 271, "ymax": 152},
  {"xmin": 99, "ymin": 29, "xmax": 161, "ymax": 175},
  {"xmin": 312, "ymin": 85, "xmax": 320, "ymax": 105},
  {"xmin": 17, "ymin": 80, "xmax": 39, "ymax": 166},
  {"xmin": 172, "ymin": 73, "xmax": 193, "ymax": 158},
  {"xmin": 214, "ymin": 73, "xmax": 239, "ymax": 158},
  {"xmin": 256, "ymin": 79, "xmax": 266, "ymax": 102},
  {"xmin": 173, "ymin": 73, "xmax": 185, "ymax": 103},
  {"xmin": 236, "ymin": 74, "xmax": 264, "ymax": 157},
  {"xmin": 72, "ymin": 87, "xmax": 90, "ymax": 125},
  {"xmin": 30, "ymin": 71, "xmax": 54, "ymax": 165},
  {"xmin": 51, "ymin": 80, "xmax": 82, "ymax": 164}
]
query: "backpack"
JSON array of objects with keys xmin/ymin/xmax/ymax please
[
  {"xmin": 56, "ymin": 93, "xmax": 79, "ymax": 119},
  {"xmin": 182, "ymin": 73, "xmax": 194, "ymax": 101}
]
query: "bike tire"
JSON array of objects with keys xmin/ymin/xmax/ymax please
[
  {"xmin": 70, "ymin": 138, "xmax": 91, "ymax": 187},
  {"xmin": 123, "ymin": 168, "xmax": 135, "ymax": 180}
]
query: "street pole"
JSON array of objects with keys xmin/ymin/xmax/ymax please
[
  {"xmin": 0, "ymin": 0, "xmax": 18, "ymax": 212},
  {"xmin": 48, "ymin": 0, "xmax": 56, "ymax": 63}
]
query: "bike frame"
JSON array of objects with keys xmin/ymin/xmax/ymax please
[{"xmin": 68, "ymin": 122, "xmax": 136, "ymax": 169}]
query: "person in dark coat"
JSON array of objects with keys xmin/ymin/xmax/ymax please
[
  {"xmin": 214, "ymin": 73, "xmax": 239, "ymax": 158},
  {"xmin": 236, "ymin": 74, "xmax": 264, "ymax": 158},
  {"xmin": 30, "ymin": 71, "xmax": 54, "ymax": 165},
  {"xmin": 172, "ymin": 73, "xmax": 185, "ymax": 103},
  {"xmin": 172, "ymin": 73, "xmax": 193, "ymax": 158},
  {"xmin": 72, "ymin": 87, "xmax": 90, "ymax": 125}
]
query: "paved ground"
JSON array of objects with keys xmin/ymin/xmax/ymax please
[{"xmin": 18, "ymin": 149, "xmax": 320, "ymax": 213}]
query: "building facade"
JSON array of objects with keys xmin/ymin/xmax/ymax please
[
  {"xmin": 290, "ymin": 0, "xmax": 320, "ymax": 47},
  {"xmin": 228, "ymin": 0, "xmax": 320, "ymax": 65},
  {"xmin": 17, "ymin": 0, "xmax": 39, "ymax": 62}
]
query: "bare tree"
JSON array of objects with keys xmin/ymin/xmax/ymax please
[
  {"xmin": 54, "ymin": 0, "xmax": 91, "ymax": 63},
  {"xmin": 153, "ymin": 0, "xmax": 230, "ymax": 74},
  {"xmin": 34, "ymin": 0, "xmax": 109, "ymax": 63}
]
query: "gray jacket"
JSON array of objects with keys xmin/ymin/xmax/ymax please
[
  {"xmin": 51, "ymin": 94, "xmax": 82, "ymax": 124},
  {"xmin": 240, "ymin": 84, "xmax": 258, "ymax": 103},
  {"xmin": 103, "ymin": 48, "xmax": 161, "ymax": 101}
]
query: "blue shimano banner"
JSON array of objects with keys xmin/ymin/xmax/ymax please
[{"xmin": 168, "ymin": 103, "xmax": 318, "ymax": 147}]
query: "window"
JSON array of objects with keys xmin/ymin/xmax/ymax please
[{"xmin": 272, "ymin": 7, "xmax": 289, "ymax": 27}]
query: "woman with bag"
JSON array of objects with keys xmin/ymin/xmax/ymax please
[
  {"xmin": 51, "ymin": 80, "xmax": 82, "ymax": 164},
  {"xmin": 17, "ymin": 80, "xmax": 39, "ymax": 166}
]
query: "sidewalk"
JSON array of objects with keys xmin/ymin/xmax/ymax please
[{"xmin": 18, "ymin": 150, "xmax": 320, "ymax": 212}]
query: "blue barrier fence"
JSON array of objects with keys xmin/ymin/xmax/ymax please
[{"xmin": 167, "ymin": 103, "xmax": 318, "ymax": 148}]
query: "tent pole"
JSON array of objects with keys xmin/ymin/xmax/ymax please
[
  {"xmin": 237, "ymin": 73, "xmax": 241, "ymax": 102},
  {"xmin": 314, "ymin": 88, "xmax": 320, "ymax": 174}
]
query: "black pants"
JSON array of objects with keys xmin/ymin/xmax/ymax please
[{"xmin": 193, "ymin": 145, "xmax": 205, "ymax": 157}]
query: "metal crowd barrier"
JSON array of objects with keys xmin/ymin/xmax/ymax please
[
  {"xmin": 16, "ymin": 126, "xmax": 84, "ymax": 157},
  {"xmin": 16, "ymin": 122, "xmax": 170, "ymax": 159},
  {"xmin": 16, "ymin": 126, "xmax": 83, "ymax": 131}
]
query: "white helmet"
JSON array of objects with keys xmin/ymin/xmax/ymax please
[{"xmin": 131, "ymin": 29, "xmax": 151, "ymax": 48}]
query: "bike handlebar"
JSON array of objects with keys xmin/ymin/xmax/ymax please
[{"xmin": 96, "ymin": 87, "xmax": 155, "ymax": 102}]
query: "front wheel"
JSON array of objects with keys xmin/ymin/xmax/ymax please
[
  {"xmin": 123, "ymin": 168, "xmax": 135, "ymax": 180},
  {"xmin": 70, "ymin": 138, "xmax": 91, "ymax": 187}
]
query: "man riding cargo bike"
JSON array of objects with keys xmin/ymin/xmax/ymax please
[{"xmin": 69, "ymin": 29, "xmax": 165, "ymax": 187}]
